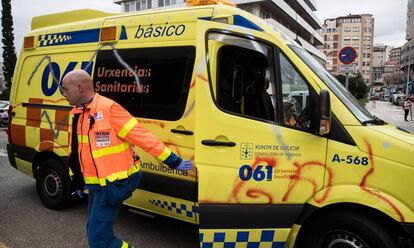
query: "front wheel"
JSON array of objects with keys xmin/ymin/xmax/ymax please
[
  {"xmin": 298, "ymin": 210, "xmax": 398, "ymax": 248},
  {"xmin": 36, "ymin": 159, "xmax": 72, "ymax": 210}
]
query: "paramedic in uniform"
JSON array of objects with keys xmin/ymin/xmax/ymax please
[{"xmin": 61, "ymin": 70, "xmax": 193, "ymax": 248}]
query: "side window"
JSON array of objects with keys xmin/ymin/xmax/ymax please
[
  {"xmin": 93, "ymin": 46, "xmax": 195, "ymax": 120},
  {"xmin": 208, "ymin": 33, "xmax": 277, "ymax": 122},
  {"xmin": 279, "ymin": 53, "xmax": 312, "ymax": 129}
]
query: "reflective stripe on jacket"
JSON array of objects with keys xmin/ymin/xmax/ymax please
[{"xmin": 69, "ymin": 93, "xmax": 181, "ymax": 186}]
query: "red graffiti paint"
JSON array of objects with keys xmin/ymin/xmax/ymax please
[
  {"xmin": 139, "ymin": 119, "xmax": 165, "ymax": 129},
  {"xmin": 190, "ymin": 79, "xmax": 196, "ymax": 89},
  {"xmin": 197, "ymin": 74, "xmax": 208, "ymax": 82},
  {"xmin": 281, "ymin": 161, "xmax": 333, "ymax": 203},
  {"xmin": 360, "ymin": 139, "xmax": 404, "ymax": 222},
  {"xmin": 246, "ymin": 188, "xmax": 274, "ymax": 203}
]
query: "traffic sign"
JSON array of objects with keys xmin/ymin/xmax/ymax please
[
  {"xmin": 339, "ymin": 64, "xmax": 356, "ymax": 74},
  {"xmin": 339, "ymin": 46, "xmax": 357, "ymax": 65}
]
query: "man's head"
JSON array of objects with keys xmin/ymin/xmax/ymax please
[{"xmin": 62, "ymin": 70, "xmax": 95, "ymax": 106}]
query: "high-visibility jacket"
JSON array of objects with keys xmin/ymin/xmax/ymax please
[{"xmin": 69, "ymin": 93, "xmax": 181, "ymax": 187}]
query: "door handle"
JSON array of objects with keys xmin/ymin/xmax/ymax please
[
  {"xmin": 201, "ymin": 140, "xmax": 236, "ymax": 147},
  {"xmin": 170, "ymin": 129, "xmax": 193, "ymax": 135}
]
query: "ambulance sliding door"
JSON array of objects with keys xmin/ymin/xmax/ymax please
[
  {"xmin": 195, "ymin": 29, "xmax": 327, "ymax": 244},
  {"xmin": 92, "ymin": 46, "xmax": 198, "ymax": 223}
]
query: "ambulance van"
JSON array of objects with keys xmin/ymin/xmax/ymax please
[{"xmin": 7, "ymin": 1, "xmax": 414, "ymax": 247}]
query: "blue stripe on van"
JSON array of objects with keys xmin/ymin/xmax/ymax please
[
  {"xmin": 198, "ymin": 15, "xmax": 263, "ymax": 32},
  {"xmin": 120, "ymin": 25, "xmax": 128, "ymax": 40},
  {"xmin": 38, "ymin": 29, "xmax": 100, "ymax": 47},
  {"xmin": 233, "ymin": 15, "xmax": 264, "ymax": 31}
]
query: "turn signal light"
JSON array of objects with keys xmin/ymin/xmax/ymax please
[
  {"xmin": 23, "ymin": 36, "xmax": 35, "ymax": 49},
  {"xmin": 100, "ymin": 27, "xmax": 117, "ymax": 42}
]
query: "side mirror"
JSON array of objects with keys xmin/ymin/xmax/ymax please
[{"xmin": 316, "ymin": 89, "xmax": 331, "ymax": 136}]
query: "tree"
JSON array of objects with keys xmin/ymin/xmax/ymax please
[
  {"xmin": 335, "ymin": 72, "xmax": 369, "ymax": 100},
  {"xmin": 1, "ymin": 0, "xmax": 17, "ymax": 100}
]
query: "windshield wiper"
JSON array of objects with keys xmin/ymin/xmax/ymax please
[{"xmin": 362, "ymin": 115, "xmax": 386, "ymax": 125}]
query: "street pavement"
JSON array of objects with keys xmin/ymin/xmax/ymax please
[{"xmin": 365, "ymin": 100, "xmax": 414, "ymax": 134}]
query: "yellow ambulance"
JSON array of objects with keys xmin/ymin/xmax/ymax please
[{"xmin": 7, "ymin": 1, "xmax": 414, "ymax": 247}]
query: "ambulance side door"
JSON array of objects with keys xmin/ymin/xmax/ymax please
[{"xmin": 195, "ymin": 29, "xmax": 328, "ymax": 232}]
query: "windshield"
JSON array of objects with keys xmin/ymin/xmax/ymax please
[
  {"xmin": 289, "ymin": 45, "xmax": 374, "ymax": 123},
  {"xmin": 0, "ymin": 102, "xmax": 8, "ymax": 108}
]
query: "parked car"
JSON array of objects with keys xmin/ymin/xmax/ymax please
[
  {"xmin": 392, "ymin": 93, "xmax": 406, "ymax": 106},
  {"xmin": 0, "ymin": 101, "xmax": 9, "ymax": 126},
  {"xmin": 397, "ymin": 95, "xmax": 407, "ymax": 106}
]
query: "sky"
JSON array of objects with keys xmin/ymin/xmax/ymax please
[
  {"xmin": 314, "ymin": 0, "xmax": 407, "ymax": 47},
  {"xmin": 0, "ymin": 0, "xmax": 409, "ymax": 58}
]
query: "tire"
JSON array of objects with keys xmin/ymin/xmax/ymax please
[
  {"xmin": 298, "ymin": 210, "xmax": 398, "ymax": 248},
  {"xmin": 35, "ymin": 159, "xmax": 72, "ymax": 210}
]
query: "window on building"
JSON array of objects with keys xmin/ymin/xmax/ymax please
[
  {"xmin": 352, "ymin": 36, "xmax": 359, "ymax": 41},
  {"xmin": 344, "ymin": 36, "xmax": 351, "ymax": 41},
  {"xmin": 353, "ymin": 27, "xmax": 360, "ymax": 32},
  {"xmin": 344, "ymin": 27, "xmax": 351, "ymax": 32},
  {"xmin": 260, "ymin": 9, "xmax": 271, "ymax": 19},
  {"xmin": 136, "ymin": 0, "xmax": 152, "ymax": 10},
  {"xmin": 124, "ymin": 2, "xmax": 130, "ymax": 11}
]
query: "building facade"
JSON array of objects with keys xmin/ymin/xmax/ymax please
[
  {"xmin": 389, "ymin": 47, "xmax": 401, "ymax": 64},
  {"xmin": 371, "ymin": 44, "xmax": 390, "ymax": 85},
  {"xmin": 113, "ymin": 0, "xmax": 326, "ymax": 63},
  {"xmin": 401, "ymin": 0, "xmax": 414, "ymax": 89},
  {"xmin": 407, "ymin": 0, "xmax": 414, "ymax": 41},
  {"xmin": 320, "ymin": 14, "xmax": 375, "ymax": 84}
]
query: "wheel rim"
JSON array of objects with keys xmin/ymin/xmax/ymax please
[
  {"xmin": 322, "ymin": 230, "xmax": 369, "ymax": 248},
  {"xmin": 43, "ymin": 169, "xmax": 62, "ymax": 198}
]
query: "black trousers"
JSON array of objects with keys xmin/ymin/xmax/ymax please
[{"xmin": 404, "ymin": 109, "xmax": 409, "ymax": 121}]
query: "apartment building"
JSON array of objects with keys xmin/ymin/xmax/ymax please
[
  {"xmin": 389, "ymin": 47, "xmax": 401, "ymax": 64},
  {"xmin": 371, "ymin": 45, "xmax": 390, "ymax": 85},
  {"xmin": 113, "ymin": 0, "xmax": 326, "ymax": 63},
  {"xmin": 407, "ymin": 0, "xmax": 414, "ymax": 41},
  {"xmin": 401, "ymin": 0, "xmax": 414, "ymax": 84},
  {"xmin": 321, "ymin": 14, "xmax": 375, "ymax": 84}
]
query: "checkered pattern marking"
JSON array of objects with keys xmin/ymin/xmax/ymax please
[
  {"xmin": 39, "ymin": 34, "xmax": 72, "ymax": 46},
  {"xmin": 199, "ymin": 230, "xmax": 285, "ymax": 248},
  {"xmin": 11, "ymin": 98, "xmax": 70, "ymax": 154},
  {"xmin": 149, "ymin": 199, "xmax": 198, "ymax": 218}
]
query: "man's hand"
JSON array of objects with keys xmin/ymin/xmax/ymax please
[{"xmin": 176, "ymin": 159, "xmax": 193, "ymax": 171}]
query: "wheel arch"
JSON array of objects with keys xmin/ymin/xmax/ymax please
[
  {"xmin": 32, "ymin": 150, "xmax": 69, "ymax": 178},
  {"xmin": 301, "ymin": 203, "xmax": 407, "ymax": 240},
  {"xmin": 293, "ymin": 184, "xmax": 414, "ymax": 247}
]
